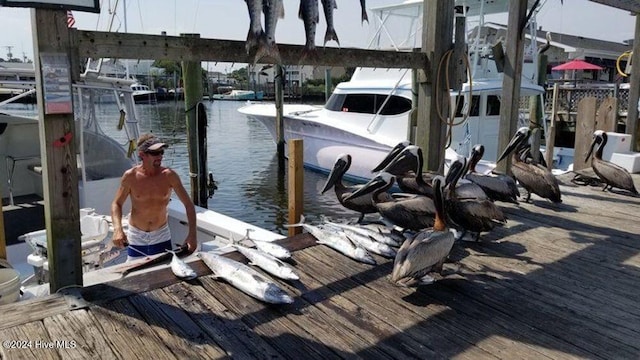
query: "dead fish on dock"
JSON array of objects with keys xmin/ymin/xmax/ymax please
[
  {"xmin": 260, "ymin": 0, "xmax": 284, "ymax": 64},
  {"xmin": 325, "ymin": 219, "xmax": 404, "ymax": 248},
  {"xmin": 117, "ymin": 245, "xmax": 185, "ymax": 277},
  {"xmin": 167, "ymin": 249, "xmax": 197, "ymax": 280},
  {"xmin": 198, "ymin": 251, "xmax": 294, "ymax": 304},
  {"xmin": 241, "ymin": 229, "xmax": 291, "ymax": 260},
  {"xmin": 231, "ymin": 236, "xmax": 300, "ymax": 281},
  {"xmin": 286, "ymin": 215, "xmax": 376, "ymax": 265},
  {"xmin": 322, "ymin": 221, "xmax": 397, "ymax": 258},
  {"xmin": 245, "ymin": 0, "xmax": 264, "ymax": 55}
]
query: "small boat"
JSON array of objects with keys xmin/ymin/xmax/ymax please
[
  {"xmin": 130, "ymin": 83, "xmax": 157, "ymax": 104},
  {"xmin": 212, "ymin": 89, "xmax": 264, "ymax": 101}
]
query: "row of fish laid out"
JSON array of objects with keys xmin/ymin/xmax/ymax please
[{"xmin": 285, "ymin": 214, "xmax": 410, "ymax": 265}]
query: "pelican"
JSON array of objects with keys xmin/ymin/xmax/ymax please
[
  {"xmin": 390, "ymin": 176, "xmax": 455, "ymax": 287},
  {"xmin": 497, "ymin": 127, "xmax": 562, "ymax": 203},
  {"xmin": 445, "ymin": 158, "xmax": 489, "ymax": 200},
  {"xmin": 445, "ymin": 158, "xmax": 506, "ymax": 241},
  {"xmin": 586, "ymin": 130, "xmax": 638, "ymax": 195},
  {"xmin": 320, "ymin": 153, "xmax": 378, "ymax": 222},
  {"xmin": 465, "ymin": 144, "xmax": 520, "ymax": 204},
  {"xmin": 372, "ymin": 141, "xmax": 412, "ymax": 173},
  {"xmin": 379, "ymin": 145, "xmax": 435, "ymax": 197},
  {"xmin": 344, "ymin": 172, "xmax": 436, "ymax": 231}
]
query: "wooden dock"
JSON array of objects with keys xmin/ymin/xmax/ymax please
[{"xmin": 1, "ymin": 171, "xmax": 639, "ymax": 359}]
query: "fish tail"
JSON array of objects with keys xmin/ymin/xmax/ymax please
[
  {"xmin": 253, "ymin": 34, "xmax": 281, "ymax": 65},
  {"xmin": 283, "ymin": 214, "xmax": 306, "ymax": 228},
  {"xmin": 324, "ymin": 29, "xmax": 340, "ymax": 47}
]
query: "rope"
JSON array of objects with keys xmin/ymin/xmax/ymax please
[{"xmin": 435, "ymin": 49, "xmax": 472, "ymax": 149}]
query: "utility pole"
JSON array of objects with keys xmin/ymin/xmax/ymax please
[{"xmin": 5, "ymin": 46, "xmax": 13, "ymax": 61}]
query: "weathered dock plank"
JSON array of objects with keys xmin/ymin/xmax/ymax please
[
  {"xmin": 297, "ymin": 248, "xmax": 506, "ymax": 359},
  {"xmin": 88, "ymin": 298, "xmax": 179, "ymax": 359},
  {"xmin": 0, "ymin": 321, "xmax": 58, "ymax": 360},
  {"xmin": 127, "ymin": 289, "xmax": 229, "ymax": 359},
  {"xmin": 42, "ymin": 309, "xmax": 118, "ymax": 359},
  {"xmin": 163, "ymin": 282, "xmax": 284, "ymax": 360},
  {"xmin": 198, "ymin": 276, "xmax": 342, "ymax": 360}
]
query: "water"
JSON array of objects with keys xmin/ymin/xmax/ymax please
[{"xmin": 128, "ymin": 100, "xmax": 354, "ymax": 234}]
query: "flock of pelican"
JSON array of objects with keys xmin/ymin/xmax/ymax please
[{"xmin": 320, "ymin": 127, "xmax": 638, "ymax": 287}]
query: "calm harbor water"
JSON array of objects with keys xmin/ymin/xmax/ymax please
[
  {"xmin": 127, "ymin": 100, "xmax": 354, "ymax": 234},
  {"xmin": 4, "ymin": 100, "xmax": 355, "ymax": 234}
]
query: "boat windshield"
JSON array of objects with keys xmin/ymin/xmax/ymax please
[{"xmin": 325, "ymin": 93, "xmax": 411, "ymax": 115}]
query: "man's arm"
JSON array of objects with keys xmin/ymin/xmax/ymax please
[
  {"xmin": 111, "ymin": 171, "xmax": 132, "ymax": 248},
  {"xmin": 168, "ymin": 170, "xmax": 198, "ymax": 253}
]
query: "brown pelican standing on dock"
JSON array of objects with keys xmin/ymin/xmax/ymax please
[
  {"xmin": 465, "ymin": 144, "xmax": 520, "ymax": 204},
  {"xmin": 497, "ymin": 127, "xmax": 562, "ymax": 203},
  {"xmin": 379, "ymin": 145, "xmax": 435, "ymax": 197},
  {"xmin": 586, "ymin": 130, "xmax": 638, "ymax": 195},
  {"xmin": 390, "ymin": 176, "xmax": 455, "ymax": 287},
  {"xmin": 344, "ymin": 172, "xmax": 436, "ymax": 231},
  {"xmin": 321, "ymin": 153, "xmax": 379, "ymax": 222},
  {"xmin": 445, "ymin": 158, "xmax": 506, "ymax": 241}
]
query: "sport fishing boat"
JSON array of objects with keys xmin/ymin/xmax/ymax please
[
  {"xmin": 239, "ymin": 0, "xmax": 548, "ymax": 183},
  {"xmin": 0, "ymin": 63, "xmax": 283, "ymax": 303}
]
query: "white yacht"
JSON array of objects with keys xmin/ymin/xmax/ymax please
[{"xmin": 239, "ymin": 0, "xmax": 549, "ymax": 182}]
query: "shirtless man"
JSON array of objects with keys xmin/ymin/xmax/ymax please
[{"xmin": 111, "ymin": 133, "xmax": 197, "ymax": 260}]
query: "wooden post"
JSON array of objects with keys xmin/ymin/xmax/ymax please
[
  {"xmin": 32, "ymin": 9, "xmax": 82, "ymax": 291},
  {"xmin": 495, "ymin": 0, "xmax": 528, "ymax": 174},
  {"xmin": 275, "ymin": 65, "xmax": 285, "ymax": 166},
  {"xmin": 288, "ymin": 139, "xmax": 303, "ymax": 237},
  {"xmin": 529, "ymin": 54, "xmax": 548, "ymax": 164},
  {"xmin": 596, "ymin": 98, "xmax": 618, "ymax": 132},
  {"xmin": 627, "ymin": 14, "xmax": 640, "ymax": 151},
  {"xmin": 416, "ymin": 0, "xmax": 453, "ymax": 173},
  {"xmin": 573, "ymin": 97, "xmax": 598, "ymax": 171},
  {"xmin": 181, "ymin": 33, "xmax": 204, "ymax": 206},
  {"xmin": 545, "ymin": 83, "xmax": 559, "ymax": 170}
]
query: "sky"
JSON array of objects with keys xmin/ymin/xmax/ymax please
[{"xmin": 0, "ymin": 0, "xmax": 636, "ymax": 72}]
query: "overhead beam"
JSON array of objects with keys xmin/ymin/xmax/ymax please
[{"xmin": 74, "ymin": 30, "xmax": 429, "ymax": 69}]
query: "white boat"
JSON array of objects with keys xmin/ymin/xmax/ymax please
[
  {"xmin": 213, "ymin": 89, "xmax": 264, "ymax": 101},
  {"xmin": 0, "ymin": 64, "xmax": 283, "ymax": 302},
  {"xmin": 239, "ymin": 0, "xmax": 552, "ymax": 182},
  {"xmin": 131, "ymin": 82, "xmax": 157, "ymax": 104}
]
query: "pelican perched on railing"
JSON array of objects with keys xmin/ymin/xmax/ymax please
[
  {"xmin": 497, "ymin": 127, "xmax": 562, "ymax": 203},
  {"xmin": 465, "ymin": 144, "xmax": 520, "ymax": 204},
  {"xmin": 344, "ymin": 172, "xmax": 436, "ymax": 231},
  {"xmin": 586, "ymin": 130, "xmax": 638, "ymax": 195},
  {"xmin": 445, "ymin": 158, "xmax": 506, "ymax": 241},
  {"xmin": 390, "ymin": 176, "xmax": 455, "ymax": 287},
  {"xmin": 321, "ymin": 153, "xmax": 379, "ymax": 222}
]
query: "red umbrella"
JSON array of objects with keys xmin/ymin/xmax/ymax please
[{"xmin": 552, "ymin": 59, "xmax": 603, "ymax": 71}]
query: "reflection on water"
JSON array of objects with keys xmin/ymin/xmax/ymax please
[{"xmin": 139, "ymin": 101, "xmax": 356, "ymax": 234}]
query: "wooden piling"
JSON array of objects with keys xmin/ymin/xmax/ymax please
[
  {"xmin": 32, "ymin": 9, "xmax": 83, "ymax": 291},
  {"xmin": 574, "ymin": 97, "xmax": 598, "ymax": 171},
  {"xmin": 181, "ymin": 33, "xmax": 204, "ymax": 206},
  {"xmin": 288, "ymin": 139, "xmax": 303, "ymax": 237}
]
